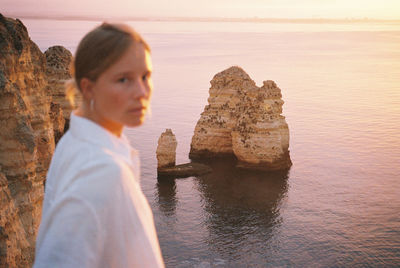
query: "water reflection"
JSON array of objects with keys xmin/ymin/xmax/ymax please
[
  {"xmin": 156, "ymin": 177, "xmax": 178, "ymax": 217},
  {"xmin": 156, "ymin": 158, "xmax": 290, "ymax": 265},
  {"xmin": 194, "ymin": 159, "xmax": 290, "ymax": 261}
]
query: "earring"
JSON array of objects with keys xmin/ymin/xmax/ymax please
[{"xmin": 90, "ymin": 99, "xmax": 94, "ymax": 111}]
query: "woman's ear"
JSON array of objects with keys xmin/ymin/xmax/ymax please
[{"xmin": 79, "ymin": 78, "xmax": 95, "ymax": 101}]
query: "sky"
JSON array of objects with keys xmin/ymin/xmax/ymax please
[{"xmin": 2, "ymin": 0, "xmax": 400, "ymax": 19}]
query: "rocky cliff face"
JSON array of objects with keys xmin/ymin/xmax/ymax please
[
  {"xmin": 190, "ymin": 66, "xmax": 291, "ymax": 170},
  {"xmin": 45, "ymin": 45, "xmax": 77, "ymax": 143},
  {"xmin": 45, "ymin": 45, "xmax": 81, "ymax": 122},
  {"xmin": 0, "ymin": 15, "xmax": 70, "ymax": 267},
  {"xmin": 156, "ymin": 129, "xmax": 177, "ymax": 169}
]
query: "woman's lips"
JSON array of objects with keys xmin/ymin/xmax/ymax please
[{"xmin": 128, "ymin": 107, "xmax": 145, "ymax": 113}]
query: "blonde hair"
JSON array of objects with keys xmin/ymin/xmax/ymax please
[{"xmin": 66, "ymin": 23, "xmax": 150, "ymax": 105}]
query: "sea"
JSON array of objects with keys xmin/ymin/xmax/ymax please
[{"xmin": 22, "ymin": 18, "xmax": 400, "ymax": 267}]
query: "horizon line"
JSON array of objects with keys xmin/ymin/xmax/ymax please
[{"xmin": 3, "ymin": 12, "xmax": 400, "ymax": 24}]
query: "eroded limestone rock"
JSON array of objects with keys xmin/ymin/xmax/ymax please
[
  {"xmin": 0, "ymin": 14, "xmax": 55, "ymax": 266},
  {"xmin": 156, "ymin": 129, "xmax": 177, "ymax": 169},
  {"xmin": 190, "ymin": 66, "xmax": 291, "ymax": 170},
  {"xmin": 157, "ymin": 162, "xmax": 212, "ymax": 178},
  {"xmin": 50, "ymin": 102, "xmax": 65, "ymax": 144},
  {"xmin": 0, "ymin": 15, "xmax": 74, "ymax": 267},
  {"xmin": 45, "ymin": 45, "xmax": 81, "ymax": 121}
]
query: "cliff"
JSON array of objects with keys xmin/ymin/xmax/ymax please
[
  {"xmin": 190, "ymin": 66, "xmax": 291, "ymax": 170},
  {"xmin": 45, "ymin": 45, "xmax": 81, "ymax": 123},
  {"xmin": 0, "ymin": 15, "xmax": 71, "ymax": 266}
]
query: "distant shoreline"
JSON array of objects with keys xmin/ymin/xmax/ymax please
[{"xmin": 3, "ymin": 13, "xmax": 400, "ymax": 24}]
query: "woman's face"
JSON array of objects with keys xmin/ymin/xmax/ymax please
[{"xmin": 90, "ymin": 43, "xmax": 153, "ymax": 135}]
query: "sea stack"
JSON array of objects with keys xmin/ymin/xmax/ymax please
[
  {"xmin": 190, "ymin": 66, "xmax": 291, "ymax": 170},
  {"xmin": 156, "ymin": 129, "xmax": 178, "ymax": 169},
  {"xmin": 156, "ymin": 129, "xmax": 212, "ymax": 178}
]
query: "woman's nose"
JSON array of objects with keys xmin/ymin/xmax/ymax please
[{"xmin": 133, "ymin": 79, "xmax": 149, "ymax": 98}]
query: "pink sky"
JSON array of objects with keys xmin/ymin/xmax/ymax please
[{"xmin": 2, "ymin": 0, "xmax": 400, "ymax": 19}]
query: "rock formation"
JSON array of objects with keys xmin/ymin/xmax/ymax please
[
  {"xmin": 0, "ymin": 15, "xmax": 71, "ymax": 267},
  {"xmin": 156, "ymin": 129, "xmax": 177, "ymax": 169},
  {"xmin": 157, "ymin": 162, "xmax": 212, "ymax": 178},
  {"xmin": 190, "ymin": 66, "xmax": 291, "ymax": 170},
  {"xmin": 156, "ymin": 129, "xmax": 212, "ymax": 178},
  {"xmin": 45, "ymin": 45, "xmax": 81, "ymax": 123},
  {"xmin": 50, "ymin": 102, "xmax": 66, "ymax": 144},
  {"xmin": 0, "ymin": 14, "xmax": 54, "ymax": 266}
]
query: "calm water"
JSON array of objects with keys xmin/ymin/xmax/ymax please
[{"xmin": 23, "ymin": 18, "xmax": 400, "ymax": 267}]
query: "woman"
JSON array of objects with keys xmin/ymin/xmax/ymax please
[{"xmin": 34, "ymin": 23, "xmax": 164, "ymax": 267}]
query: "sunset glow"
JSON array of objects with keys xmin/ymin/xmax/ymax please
[
  {"xmin": 1, "ymin": 0, "xmax": 400, "ymax": 265},
  {"xmin": 3, "ymin": 0, "xmax": 400, "ymax": 20}
]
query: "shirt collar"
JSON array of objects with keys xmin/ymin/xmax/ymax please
[{"xmin": 69, "ymin": 112, "xmax": 138, "ymax": 164}]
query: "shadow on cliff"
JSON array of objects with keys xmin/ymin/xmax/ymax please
[{"xmin": 156, "ymin": 158, "xmax": 290, "ymax": 258}]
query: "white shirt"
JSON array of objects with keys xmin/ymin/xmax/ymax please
[{"xmin": 34, "ymin": 113, "xmax": 164, "ymax": 268}]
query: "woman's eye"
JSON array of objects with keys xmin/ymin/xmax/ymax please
[
  {"xmin": 118, "ymin": 77, "xmax": 128, "ymax": 83},
  {"xmin": 142, "ymin": 73, "xmax": 151, "ymax": 82}
]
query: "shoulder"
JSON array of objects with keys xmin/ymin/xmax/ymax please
[
  {"xmin": 62, "ymin": 154, "xmax": 137, "ymax": 212},
  {"xmin": 81, "ymin": 151, "xmax": 135, "ymax": 185},
  {"xmin": 50, "ymin": 131, "xmax": 136, "ymax": 186},
  {"xmin": 47, "ymin": 130, "xmax": 139, "ymax": 208}
]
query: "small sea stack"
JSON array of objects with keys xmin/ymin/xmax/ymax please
[
  {"xmin": 156, "ymin": 129, "xmax": 178, "ymax": 169},
  {"xmin": 156, "ymin": 129, "xmax": 212, "ymax": 178},
  {"xmin": 189, "ymin": 66, "xmax": 292, "ymax": 171}
]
